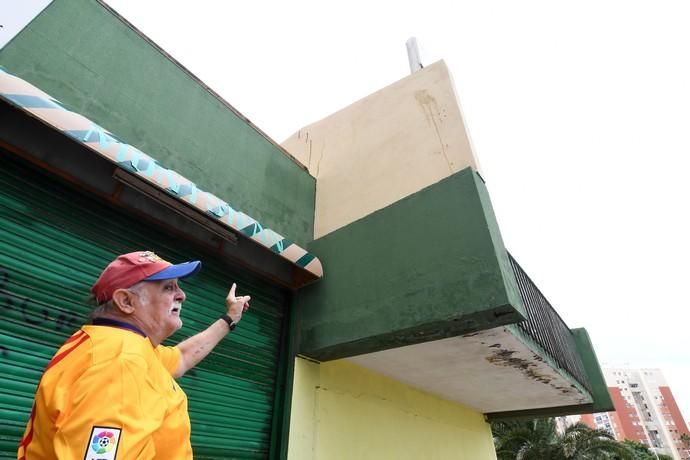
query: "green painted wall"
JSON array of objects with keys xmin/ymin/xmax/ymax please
[
  {"xmin": 571, "ymin": 328, "xmax": 614, "ymax": 413},
  {"xmin": 474, "ymin": 174, "xmax": 525, "ymax": 318},
  {"xmin": 294, "ymin": 167, "xmax": 525, "ymax": 360},
  {"xmin": 0, "ymin": 0, "xmax": 315, "ymax": 246}
]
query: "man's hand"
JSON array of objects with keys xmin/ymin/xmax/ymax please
[
  {"xmin": 226, "ymin": 283, "xmax": 250, "ymax": 323},
  {"xmin": 174, "ymin": 283, "xmax": 252, "ymax": 377}
]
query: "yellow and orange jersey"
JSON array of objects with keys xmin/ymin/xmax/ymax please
[{"xmin": 18, "ymin": 322, "xmax": 192, "ymax": 460}]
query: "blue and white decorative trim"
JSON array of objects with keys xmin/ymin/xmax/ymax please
[{"xmin": 0, "ymin": 67, "xmax": 323, "ymax": 278}]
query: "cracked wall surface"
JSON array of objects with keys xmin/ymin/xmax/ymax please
[{"xmin": 281, "ymin": 60, "xmax": 481, "ymax": 239}]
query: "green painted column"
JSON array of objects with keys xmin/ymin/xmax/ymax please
[{"xmin": 571, "ymin": 328, "xmax": 614, "ymax": 413}]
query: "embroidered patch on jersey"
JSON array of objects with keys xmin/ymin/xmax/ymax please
[{"xmin": 83, "ymin": 426, "xmax": 121, "ymax": 460}]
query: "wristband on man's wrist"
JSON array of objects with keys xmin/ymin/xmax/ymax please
[{"xmin": 220, "ymin": 314, "xmax": 237, "ymax": 331}]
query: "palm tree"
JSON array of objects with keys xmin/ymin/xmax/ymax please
[
  {"xmin": 559, "ymin": 423, "xmax": 633, "ymax": 459},
  {"xmin": 621, "ymin": 439, "xmax": 673, "ymax": 460},
  {"xmin": 492, "ymin": 418, "xmax": 558, "ymax": 459},
  {"xmin": 492, "ymin": 418, "xmax": 633, "ymax": 459}
]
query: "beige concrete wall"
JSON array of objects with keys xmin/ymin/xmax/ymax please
[
  {"xmin": 288, "ymin": 357, "xmax": 497, "ymax": 460},
  {"xmin": 282, "ymin": 60, "xmax": 481, "ymax": 238}
]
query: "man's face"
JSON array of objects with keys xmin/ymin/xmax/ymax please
[{"xmin": 133, "ymin": 279, "xmax": 186, "ymax": 342}]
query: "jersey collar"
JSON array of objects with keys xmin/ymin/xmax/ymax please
[{"xmin": 92, "ymin": 317, "xmax": 147, "ymax": 337}]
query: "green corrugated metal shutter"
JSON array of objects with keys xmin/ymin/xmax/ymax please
[{"xmin": 0, "ymin": 154, "xmax": 287, "ymax": 459}]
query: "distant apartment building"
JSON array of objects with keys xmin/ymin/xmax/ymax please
[{"xmin": 567, "ymin": 368, "xmax": 689, "ymax": 460}]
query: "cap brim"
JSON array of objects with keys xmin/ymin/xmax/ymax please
[{"xmin": 144, "ymin": 261, "xmax": 202, "ymax": 281}]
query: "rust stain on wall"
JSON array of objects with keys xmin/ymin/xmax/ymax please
[{"xmin": 414, "ymin": 90, "xmax": 453, "ymax": 171}]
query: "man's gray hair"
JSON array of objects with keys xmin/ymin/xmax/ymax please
[{"xmin": 88, "ymin": 281, "xmax": 149, "ymax": 321}]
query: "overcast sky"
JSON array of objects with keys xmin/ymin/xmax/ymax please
[{"xmin": 101, "ymin": 0, "xmax": 690, "ymax": 422}]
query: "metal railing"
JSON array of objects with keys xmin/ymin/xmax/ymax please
[{"xmin": 508, "ymin": 253, "xmax": 592, "ymax": 394}]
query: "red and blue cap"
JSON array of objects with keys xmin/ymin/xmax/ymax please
[{"xmin": 91, "ymin": 251, "xmax": 201, "ymax": 303}]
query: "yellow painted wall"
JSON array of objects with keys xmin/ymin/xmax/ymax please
[{"xmin": 288, "ymin": 357, "xmax": 497, "ymax": 460}]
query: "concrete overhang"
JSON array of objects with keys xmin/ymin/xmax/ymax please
[
  {"xmin": 291, "ymin": 169, "xmax": 610, "ymax": 417},
  {"xmin": 347, "ymin": 325, "xmax": 593, "ymax": 416},
  {"xmin": 0, "ymin": 68, "xmax": 322, "ymax": 289}
]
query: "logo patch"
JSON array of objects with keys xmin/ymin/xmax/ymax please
[
  {"xmin": 139, "ymin": 251, "xmax": 163, "ymax": 263},
  {"xmin": 84, "ymin": 426, "xmax": 121, "ymax": 460}
]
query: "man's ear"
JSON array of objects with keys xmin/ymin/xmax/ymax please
[{"xmin": 112, "ymin": 289, "xmax": 136, "ymax": 315}]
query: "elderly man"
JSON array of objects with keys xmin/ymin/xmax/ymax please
[{"xmin": 17, "ymin": 251, "xmax": 250, "ymax": 460}]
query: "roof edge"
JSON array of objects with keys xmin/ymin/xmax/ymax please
[
  {"xmin": 95, "ymin": 0, "xmax": 309, "ymax": 173},
  {"xmin": 0, "ymin": 67, "xmax": 323, "ymax": 282}
]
